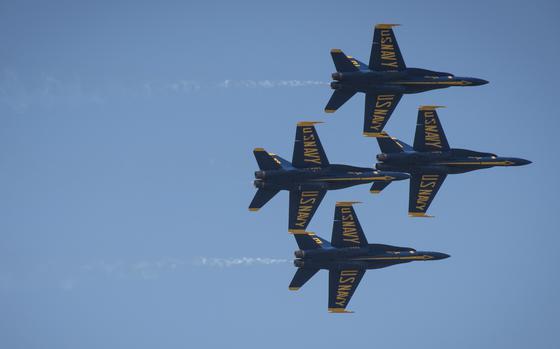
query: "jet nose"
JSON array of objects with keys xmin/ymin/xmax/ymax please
[
  {"xmin": 470, "ymin": 78, "xmax": 489, "ymax": 86},
  {"xmin": 513, "ymin": 158, "xmax": 532, "ymax": 166},
  {"xmin": 431, "ymin": 252, "xmax": 450, "ymax": 260}
]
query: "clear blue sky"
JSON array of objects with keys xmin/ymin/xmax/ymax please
[{"xmin": 1, "ymin": 0, "xmax": 559, "ymax": 348}]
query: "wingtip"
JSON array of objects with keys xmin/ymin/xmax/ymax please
[
  {"xmin": 253, "ymin": 147, "xmax": 265, "ymax": 152},
  {"xmin": 297, "ymin": 121, "xmax": 324, "ymax": 126},
  {"xmin": 330, "ymin": 48, "xmax": 342, "ymax": 54},
  {"xmin": 248, "ymin": 207, "xmax": 260, "ymax": 212},
  {"xmin": 370, "ymin": 190, "xmax": 381, "ymax": 194},
  {"xmin": 324, "ymin": 109, "xmax": 336, "ymax": 114},
  {"xmin": 375, "ymin": 23, "xmax": 401, "ymax": 29},
  {"xmin": 328, "ymin": 308, "xmax": 354, "ymax": 314},
  {"xmin": 335, "ymin": 201, "xmax": 362, "ymax": 207},
  {"xmin": 408, "ymin": 212, "xmax": 434, "ymax": 218},
  {"xmin": 419, "ymin": 105, "xmax": 446, "ymax": 111},
  {"xmin": 289, "ymin": 287, "xmax": 300, "ymax": 291},
  {"xmin": 288, "ymin": 229, "xmax": 311, "ymax": 235},
  {"xmin": 363, "ymin": 132, "xmax": 387, "ymax": 138}
]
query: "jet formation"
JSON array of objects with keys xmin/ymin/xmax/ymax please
[{"xmin": 248, "ymin": 24, "xmax": 530, "ymax": 312}]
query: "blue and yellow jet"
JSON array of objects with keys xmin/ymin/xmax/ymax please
[
  {"xmin": 249, "ymin": 122, "xmax": 409, "ymax": 232},
  {"xmin": 325, "ymin": 24, "xmax": 488, "ymax": 136},
  {"xmin": 289, "ymin": 201, "xmax": 449, "ymax": 313},
  {"xmin": 375, "ymin": 106, "xmax": 531, "ymax": 217}
]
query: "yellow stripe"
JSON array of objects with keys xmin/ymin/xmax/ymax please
[
  {"xmin": 311, "ymin": 176, "xmax": 393, "ymax": 182},
  {"xmin": 248, "ymin": 207, "xmax": 260, "ymax": 212},
  {"xmin": 289, "ymin": 287, "xmax": 299, "ymax": 291},
  {"xmin": 375, "ymin": 23, "xmax": 400, "ymax": 29},
  {"xmin": 328, "ymin": 308, "xmax": 354, "ymax": 313},
  {"xmin": 363, "ymin": 132, "xmax": 386, "ymax": 138},
  {"xmin": 352, "ymin": 255, "xmax": 431, "ymax": 261},
  {"xmin": 419, "ymin": 105, "xmax": 445, "ymax": 111},
  {"xmin": 288, "ymin": 230, "xmax": 316, "ymax": 236},
  {"xmin": 408, "ymin": 212, "xmax": 433, "ymax": 218},
  {"xmin": 297, "ymin": 121, "xmax": 323, "ymax": 126},
  {"xmin": 324, "ymin": 109, "xmax": 336, "ymax": 113},
  {"xmin": 437, "ymin": 161, "xmax": 512, "ymax": 166},
  {"xmin": 336, "ymin": 201, "xmax": 361, "ymax": 207},
  {"xmin": 392, "ymin": 81, "xmax": 472, "ymax": 86},
  {"xmin": 253, "ymin": 147, "xmax": 265, "ymax": 152},
  {"xmin": 330, "ymin": 48, "xmax": 342, "ymax": 53}
]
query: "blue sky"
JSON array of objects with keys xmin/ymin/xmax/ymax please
[{"xmin": 1, "ymin": 0, "xmax": 559, "ymax": 348}]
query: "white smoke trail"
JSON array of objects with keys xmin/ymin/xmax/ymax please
[
  {"xmin": 78, "ymin": 257, "xmax": 288, "ymax": 278},
  {"xmin": 0, "ymin": 71, "xmax": 328, "ymax": 112},
  {"xmin": 218, "ymin": 79, "xmax": 328, "ymax": 88},
  {"xmin": 194, "ymin": 257, "xmax": 289, "ymax": 267}
]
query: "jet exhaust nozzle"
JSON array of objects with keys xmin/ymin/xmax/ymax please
[
  {"xmin": 330, "ymin": 81, "xmax": 341, "ymax": 90},
  {"xmin": 253, "ymin": 180, "xmax": 264, "ymax": 188},
  {"xmin": 254, "ymin": 170, "xmax": 265, "ymax": 179},
  {"xmin": 331, "ymin": 72, "xmax": 343, "ymax": 81},
  {"xmin": 294, "ymin": 250, "xmax": 305, "ymax": 259},
  {"xmin": 294, "ymin": 259, "xmax": 304, "ymax": 268}
]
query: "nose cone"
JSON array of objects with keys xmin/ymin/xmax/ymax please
[
  {"xmin": 470, "ymin": 78, "xmax": 489, "ymax": 86},
  {"xmin": 429, "ymin": 252, "xmax": 450, "ymax": 260},
  {"xmin": 512, "ymin": 158, "xmax": 532, "ymax": 166}
]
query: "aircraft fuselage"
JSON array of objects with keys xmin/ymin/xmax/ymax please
[
  {"xmin": 331, "ymin": 68, "xmax": 488, "ymax": 94},
  {"xmin": 375, "ymin": 149, "xmax": 531, "ymax": 175},
  {"xmin": 293, "ymin": 244, "xmax": 449, "ymax": 270},
  {"xmin": 254, "ymin": 164, "xmax": 409, "ymax": 191}
]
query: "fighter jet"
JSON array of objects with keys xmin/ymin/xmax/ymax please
[
  {"xmin": 325, "ymin": 24, "xmax": 488, "ymax": 136},
  {"xmin": 249, "ymin": 121, "xmax": 409, "ymax": 232},
  {"xmin": 375, "ymin": 106, "xmax": 531, "ymax": 217},
  {"xmin": 289, "ymin": 201, "xmax": 449, "ymax": 313}
]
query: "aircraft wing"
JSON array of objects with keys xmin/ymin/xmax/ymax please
[
  {"xmin": 369, "ymin": 24, "xmax": 406, "ymax": 71},
  {"xmin": 292, "ymin": 122, "xmax": 330, "ymax": 168},
  {"xmin": 328, "ymin": 268, "xmax": 366, "ymax": 313},
  {"xmin": 408, "ymin": 173, "xmax": 447, "ymax": 217},
  {"xmin": 363, "ymin": 92, "xmax": 402, "ymax": 136},
  {"xmin": 413, "ymin": 106, "xmax": 450, "ymax": 152},
  {"xmin": 288, "ymin": 188, "xmax": 327, "ymax": 232},
  {"xmin": 331, "ymin": 202, "xmax": 368, "ymax": 248}
]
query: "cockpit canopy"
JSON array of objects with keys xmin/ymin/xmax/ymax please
[
  {"xmin": 407, "ymin": 68, "xmax": 454, "ymax": 78},
  {"xmin": 369, "ymin": 244, "xmax": 416, "ymax": 253},
  {"xmin": 451, "ymin": 148, "xmax": 497, "ymax": 158}
]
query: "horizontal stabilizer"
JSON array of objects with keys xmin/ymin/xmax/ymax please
[
  {"xmin": 289, "ymin": 268, "xmax": 319, "ymax": 290},
  {"xmin": 325, "ymin": 90, "xmax": 356, "ymax": 113},
  {"xmin": 291, "ymin": 231, "xmax": 330, "ymax": 250},
  {"xmin": 330, "ymin": 49, "xmax": 359, "ymax": 72},
  {"xmin": 376, "ymin": 132, "xmax": 412, "ymax": 153},
  {"xmin": 248, "ymin": 189, "xmax": 279, "ymax": 211},
  {"xmin": 253, "ymin": 148, "xmax": 281, "ymax": 170},
  {"xmin": 370, "ymin": 181, "xmax": 391, "ymax": 194}
]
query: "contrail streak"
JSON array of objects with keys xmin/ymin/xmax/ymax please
[{"xmin": 194, "ymin": 257, "xmax": 290, "ymax": 267}]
